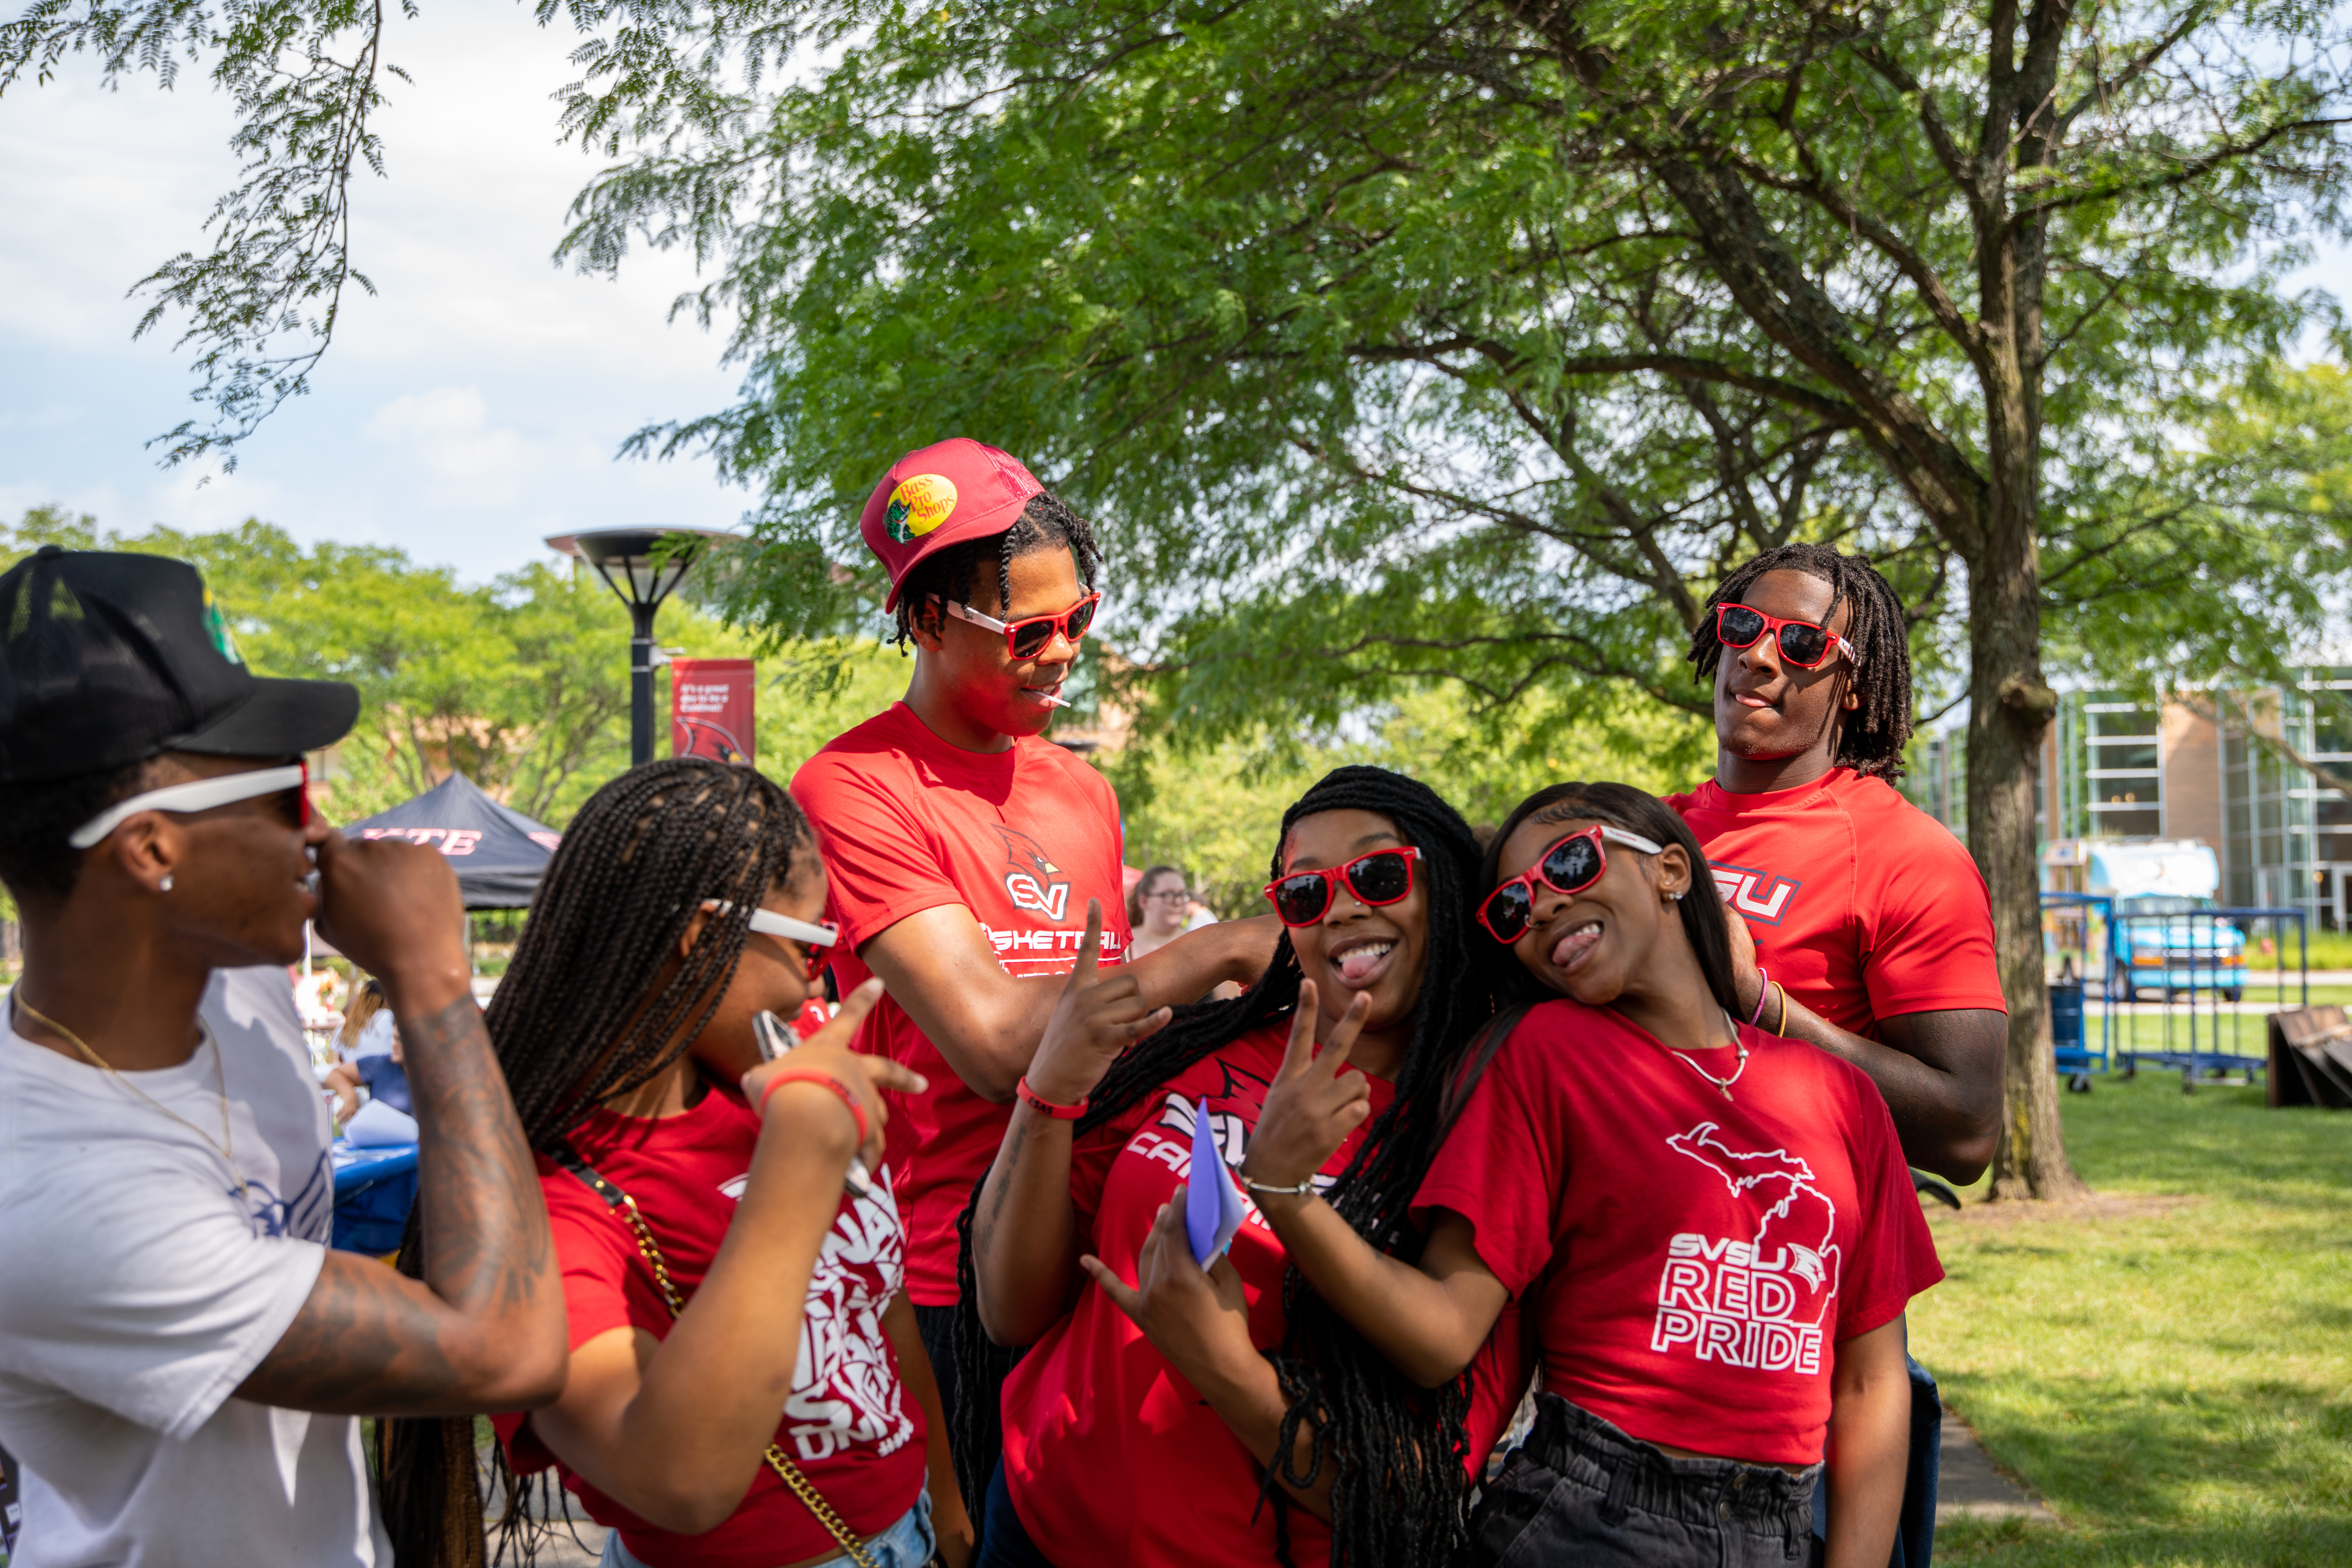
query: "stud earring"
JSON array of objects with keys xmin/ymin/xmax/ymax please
[
  {"xmin": 160, "ymin": 873, "xmax": 174, "ymax": 893},
  {"xmin": 1667, "ymin": 889, "xmax": 1684, "ymax": 902}
]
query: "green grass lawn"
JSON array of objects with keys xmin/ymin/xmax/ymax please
[{"xmin": 1917, "ymin": 1073, "xmax": 2352, "ymax": 1566}]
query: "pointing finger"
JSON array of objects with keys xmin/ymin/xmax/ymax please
[
  {"xmin": 1078, "ymin": 1254, "xmax": 1142, "ymax": 1320},
  {"xmin": 1070, "ymin": 898, "xmax": 1105, "ymax": 987},
  {"xmin": 801, "ymin": 976, "xmax": 886, "ymax": 1053}
]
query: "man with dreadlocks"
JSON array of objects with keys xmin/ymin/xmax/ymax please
[
  {"xmin": 1669, "ymin": 545, "xmax": 2005, "ymax": 1183},
  {"xmin": 1669, "ymin": 544, "xmax": 2006, "ymax": 1568},
  {"xmin": 961, "ymin": 767, "xmax": 1521, "ymax": 1568},
  {"xmin": 791, "ymin": 440, "xmax": 1274, "ymax": 1460}
]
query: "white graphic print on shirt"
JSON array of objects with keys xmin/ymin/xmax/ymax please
[
  {"xmin": 1650, "ymin": 1120, "xmax": 1842, "ymax": 1374},
  {"xmin": 783, "ymin": 1172, "xmax": 917, "ymax": 1463}
]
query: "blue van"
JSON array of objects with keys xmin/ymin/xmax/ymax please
[{"xmin": 2084, "ymin": 841, "xmax": 2247, "ymax": 1002}]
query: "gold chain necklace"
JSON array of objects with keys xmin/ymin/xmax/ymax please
[{"xmin": 12, "ymin": 993, "xmax": 251, "ymax": 1204}]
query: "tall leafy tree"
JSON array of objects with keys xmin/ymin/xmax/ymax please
[
  {"xmin": 13, "ymin": 0, "xmax": 2352, "ymax": 1194},
  {"xmin": 558, "ymin": 1, "xmax": 2352, "ymax": 1197}
]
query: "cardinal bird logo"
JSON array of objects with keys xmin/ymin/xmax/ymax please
[{"xmin": 997, "ymin": 827, "xmax": 1073, "ymax": 921}]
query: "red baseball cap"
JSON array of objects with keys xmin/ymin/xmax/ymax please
[{"xmin": 861, "ymin": 438, "xmax": 1047, "ymax": 611}]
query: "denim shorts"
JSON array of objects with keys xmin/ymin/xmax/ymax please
[
  {"xmin": 600, "ymin": 1487, "xmax": 935, "ymax": 1568},
  {"xmin": 1474, "ymin": 1396, "xmax": 1822, "ymax": 1568}
]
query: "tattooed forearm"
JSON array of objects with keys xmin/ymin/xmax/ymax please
[
  {"xmin": 235, "ymin": 996, "xmax": 565, "ymax": 1415},
  {"xmin": 975, "ymin": 1114, "xmax": 1032, "ymax": 1255}
]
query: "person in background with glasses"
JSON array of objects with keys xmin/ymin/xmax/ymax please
[
  {"xmin": 791, "ymin": 440, "xmax": 1277, "ymax": 1497},
  {"xmin": 379, "ymin": 758, "xmax": 955, "ymax": 1568},
  {"xmin": 1124, "ymin": 864, "xmax": 1195, "ymax": 961},
  {"xmin": 0, "ymin": 548, "xmax": 566, "ymax": 1568},
  {"xmin": 1667, "ymin": 544, "xmax": 2006, "ymax": 1567},
  {"xmin": 959, "ymin": 766, "xmax": 1526, "ymax": 1568},
  {"xmin": 1238, "ymin": 780, "xmax": 1940, "ymax": 1568}
]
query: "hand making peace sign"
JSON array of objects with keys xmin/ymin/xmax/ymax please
[
  {"xmin": 1238, "ymin": 979, "xmax": 1375, "ymax": 1200},
  {"xmin": 1021, "ymin": 898, "xmax": 1175, "ymax": 1109}
]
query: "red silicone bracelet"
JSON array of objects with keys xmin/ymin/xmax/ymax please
[
  {"xmin": 1016, "ymin": 1076, "xmax": 1088, "ymax": 1120},
  {"xmin": 759, "ymin": 1069, "xmax": 868, "ymax": 1146}
]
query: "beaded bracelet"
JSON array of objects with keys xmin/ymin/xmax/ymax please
[{"xmin": 759, "ymin": 1069, "xmax": 868, "ymax": 1147}]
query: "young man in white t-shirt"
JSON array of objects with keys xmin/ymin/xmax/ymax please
[{"xmin": 0, "ymin": 547, "xmax": 568, "ymax": 1567}]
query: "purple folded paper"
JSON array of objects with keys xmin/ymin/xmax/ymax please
[{"xmin": 1185, "ymin": 1098, "xmax": 1248, "ymax": 1267}]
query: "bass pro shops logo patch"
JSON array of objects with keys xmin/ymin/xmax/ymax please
[
  {"xmin": 999, "ymin": 827, "xmax": 1073, "ymax": 922},
  {"xmin": 883, "ymin": 474, "xmax": 959, "ymax": 544}
]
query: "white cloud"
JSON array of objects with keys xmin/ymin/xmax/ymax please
[{"xmin": 0, "ymin": 5, "xmax": 752, "ymax": 582}]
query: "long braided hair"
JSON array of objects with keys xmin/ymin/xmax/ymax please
[
  {"xmin": 378, "ymin": 758, "xmax": 814, "ymax": 1567},
  {"xmin": 947, "ymin": 765, "xmax": 1503, "ymax": 1568},
  {"xmin": 1688, "ymin": 543, "xmax": 1915, "ymax": 779},
  {"xmin": 889, "ymin": 492, "xmax": 1102, "ymax": 649}
]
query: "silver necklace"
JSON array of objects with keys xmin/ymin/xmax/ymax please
[{"xmin": 1667, "ymin": 1010, "xmax": 1751, "ymax": 1101}]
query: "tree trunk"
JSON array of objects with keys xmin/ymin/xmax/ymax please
[{"xmin": 1965, "ymin": 454, "xmax": 2088, "ymax": 1201}]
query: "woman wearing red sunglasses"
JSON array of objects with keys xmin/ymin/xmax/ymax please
[
  {"xmin": 956, "ymin": 767, "xmax": 1523, "ymax": 1568},
  {"xmin": 1240, "ymin": 781, "xmax": 1941, "ymax": 1568}
]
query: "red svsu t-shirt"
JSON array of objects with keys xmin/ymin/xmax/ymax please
[
  {"xmin": 494, "ymin": 1087, "xmax": 924, "ymax": 1568},
  {"xmin": 1415, "ymin": 1001, "xmax": 1943, "ymax": 1467},
  {"xmin": 792, "ymin": 701, "xmax": 1132, "ymax": 1305},
  {"xmin": 1666, "ymin": 768, "xmax": 2007, "ymax": 1037},
  {"xmin": 1001, "ymin": 1026, "xmax": 1528, "ymax": 1566}
]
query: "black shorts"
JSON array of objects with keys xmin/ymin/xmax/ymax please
[{"xmin": 1473, "ymin": 1395, "xmax": 1822, "ymax": 1568}]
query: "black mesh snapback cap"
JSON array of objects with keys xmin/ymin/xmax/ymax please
[{"xmin": 0, "ymin": 546, "xmax": 359, "ymax": 783}]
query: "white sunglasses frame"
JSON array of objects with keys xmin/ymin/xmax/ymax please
[
  {"xmin": 699, "ymin": 899, "xmax": 839, "ymax": 950},
  {"xmin": 69, "ymin": 764, "xmax": 308, "ymax": 850}
]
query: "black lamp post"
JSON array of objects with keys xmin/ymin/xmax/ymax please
[{"xmin": 545, "ymin": 527, "xmax": 733, "ymax": 767}]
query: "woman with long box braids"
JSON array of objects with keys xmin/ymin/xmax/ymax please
[
  {"xmin": 1242, "ymin": 782, "xmax": 1944, "ymax": 1568},
  {"xmin": 957, "ymin": 766, "xmax": 1527, "ymax": 1568},
  {"xmin": 379, "ymin": 758, "xmax": 971, "ymax": 1568}
]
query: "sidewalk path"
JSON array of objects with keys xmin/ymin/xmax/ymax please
[{"xmin": 1939, "ymin": 1407, "xmax": 2057, "ymax": 1524}]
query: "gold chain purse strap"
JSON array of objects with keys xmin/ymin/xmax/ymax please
[{"xmin": 552, "ymin": 1148, "xmax": 884, "ymax": 1568}]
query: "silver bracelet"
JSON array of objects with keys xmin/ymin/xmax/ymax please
[{"xmin": 1239, "ymin": 1174, "xmax": 1317, "ymax": 1198}]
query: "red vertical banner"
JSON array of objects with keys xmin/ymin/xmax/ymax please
[{"xmin": 670, "ymin": 658, "xmax": 756, "ymax": 765}]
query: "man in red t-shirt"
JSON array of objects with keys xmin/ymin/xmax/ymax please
[
  {"xmin": 791, "ymin": 438, "xmax": 1273, "ymax": 1435},
  {"xmin": 1666, "ymin": 544, "xmax": 2006, "ymax": 1184}
]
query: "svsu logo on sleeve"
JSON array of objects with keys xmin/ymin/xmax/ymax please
[
  {"xmin": 997, "ymin": 827, "xmax": 1073, "ymax": 922},
  {"xmin": 1709, "ymin": 860, "xmax": 1802, "ymax": 926}
]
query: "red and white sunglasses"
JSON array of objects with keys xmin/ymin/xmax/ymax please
[
  {"xmin": 945, "ymin": 593, "xmax": 1101, "ymax": 660},
  {"xmin": 1477, "ymin": 824, "xmax": 1663, "ymax": 944},
  {"xmin": 1714, "ymin": 602, "xmax": 1859, "ymax": 671},
  {"xmin": 702, "ymin": 899, "xmax": 841, "ymax": 981}
]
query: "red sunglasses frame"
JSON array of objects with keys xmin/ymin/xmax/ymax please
[
  {"xmin": 1476, "ymin": 824, "xmax": 1664, "ymax": 944},
  {"xmin": 1262, "ymin": 846, "xmax": 1421, "ymax": 927},
  {"xmin": 945, "ymin": 592, "xmax": 1103, "ymax": 659},
  {"xmin": 1714, "ymin": 602, "xmax": 1859, "ymax": 671}
]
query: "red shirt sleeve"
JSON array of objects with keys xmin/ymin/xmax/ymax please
[
  {"xmin": 496, "ymin": 1172, "xmax": 644, "ymax": 1475},
  {"xmin": 794, "ymin": 760, "xmax": 967, "ymax": 950},
  {"xmin": 1832, "ymin": 1085, "xmax": 1945, "ymax": 1342},
  {"xmin": 1411, "ymin": 1026, "xmax": 1564, "ymax": 1299},
  {"xmin": 1858, "ymin": 813, "xmax": 2007, "ymax": 1020}
]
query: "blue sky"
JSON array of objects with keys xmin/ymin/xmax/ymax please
[
  {"xmin": 0, "ymin": 6, "xmax": 749, "ymax": 582},
  {"xmin": 7, "ymin": 12, "xmax": 2352, "ymax": 589}
]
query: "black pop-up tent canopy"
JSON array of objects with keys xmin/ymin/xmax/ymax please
[{"xmin": 342, "ymin": 773, "xmax": 561, "ymax": 909}]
